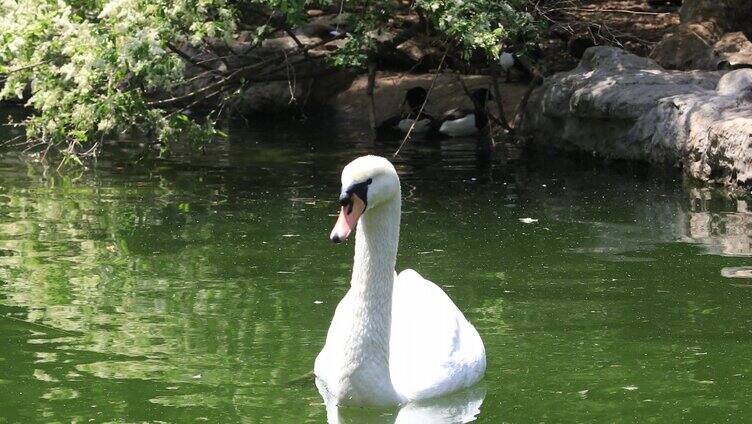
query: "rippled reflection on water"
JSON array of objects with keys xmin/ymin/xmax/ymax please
[{"xmin": 2, "ymin": 115, "xmax": 752, "ymax": 422}]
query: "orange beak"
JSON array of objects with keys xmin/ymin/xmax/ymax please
[{"xmin": 329, "ymin": 194, "xmax": 366, "ymax": 243}]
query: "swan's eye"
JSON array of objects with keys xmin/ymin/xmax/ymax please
[{"xmin": 340, "ymin": 179, "xmax": 371, "ymax": 209}]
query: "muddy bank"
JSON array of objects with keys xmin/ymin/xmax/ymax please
[{"xmin": 329, "ymin": 73, "xmax": 528, "ymax": 126}]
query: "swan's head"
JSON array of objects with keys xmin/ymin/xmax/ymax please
[{"xmin": 330, "ymin": 155, "xmax": 400, "ymax": 243}]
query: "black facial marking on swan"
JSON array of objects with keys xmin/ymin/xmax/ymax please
[{"xmin": 341, "ymin": 178, "xmax": 373, "ymax": 209}]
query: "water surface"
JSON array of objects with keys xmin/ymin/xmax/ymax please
[{"xmin": 1, "ymin": 116, "xmax": 752, "ymax": 422}]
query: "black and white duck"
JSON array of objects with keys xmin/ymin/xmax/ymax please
[
  {"xmin": 437, "ymin": 88, "xmax": 493, "ymax": 137},
  {"xmin": 376, "ymin": 87, "xmax": 436, "ymax": 136}
]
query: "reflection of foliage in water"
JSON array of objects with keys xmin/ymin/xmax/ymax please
[
  {"xmin": 3, "ymin": 135, "xmax": 752, "ymax": 422},
  {"xmin": 0, "ymin": 163, "xmax": 339, "ymax": 421}
]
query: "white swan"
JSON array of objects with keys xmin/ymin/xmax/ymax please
[{"xmin": 315, "ymin": 155, "xmax": 486, "ymax": 407}]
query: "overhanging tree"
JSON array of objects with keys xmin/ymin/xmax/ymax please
[{"xmin": 0, "ymin": 0, "xmax": 542, "ymax": 161}]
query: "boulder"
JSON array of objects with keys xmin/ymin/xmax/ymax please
[
  {"xmin": 651, "ymin": 0, "xmax": 752, "ymax": 70},
  {"xmin": 650, "ymin": 22, "xmax": 722, "ymax": 70},
  {"xmin": 631, "ymin": 68, "xmax": 752, "ymax": 184},
  {"xmin": 714, "ymin": 32, "xmax": 752, "ymax": 69},
  {"xmin": 518, "ymin": 46, "xmax": 752, "ymax": 187},
  {"xmin": 678, "ymin": 0, "xmax": 726, "ymax": 24}
]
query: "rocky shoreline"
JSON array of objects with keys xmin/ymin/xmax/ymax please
[{"xmin": 517, "ymin": 46, "xmax": 752, "ymax": 188}]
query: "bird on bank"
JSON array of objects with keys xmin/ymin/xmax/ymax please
[
  {"xmin": 499, "ymin": 51, "xmax": 515, "ymax": 81},
  {"xmin": 315, "ymin": 155, "xmax": 486, "ymax": 406},
  {"xmin": 376, "ymin": 87, "xmax": 436, "ymax": 137},
  {"xmin": 437, "ymin": 88, "xmax": 494, "ymax": 138}
]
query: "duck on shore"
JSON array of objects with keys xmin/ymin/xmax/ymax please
[{"xmin": 499, "ymin": 51, "xmax": 515, "ymax": 81}]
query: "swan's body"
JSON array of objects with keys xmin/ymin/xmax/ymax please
[{"xmin": 315, "ymin": 156, "xmax": 486, "ymax": 406}]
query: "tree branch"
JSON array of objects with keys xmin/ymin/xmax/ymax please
[
  {"xmin": 149, "ymin": 33, "xmax": 346, "ymax": 108},
  {"xmin": 167, "ymin": 43, "xmax": 226, "ymax": 76}
]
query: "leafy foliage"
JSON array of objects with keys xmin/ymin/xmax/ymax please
[
  {"xmin": 1, "ymin": 0, "xmax": 235, "ymax": 158},
  {"xmin": 417, "ymin": 0, "xmax": 539, "ymax": 58},
  {"xmin": 0, "ymin": 0, "xmax": 543, "ymax": 161}
]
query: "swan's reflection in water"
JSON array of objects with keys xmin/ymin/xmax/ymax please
[{"xmin": 317, "ymin": 379, "xmax": 486, "ymax": 424}]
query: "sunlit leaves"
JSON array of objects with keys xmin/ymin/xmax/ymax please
[
  {"xmin": 0, "ymin": 0, "xmax": 543, "ymax": 161},
  {"xmin": 0, "ymin": 0, "xmax": 233, "ymax": 156}
]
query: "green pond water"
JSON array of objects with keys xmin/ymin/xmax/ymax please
[{"xmin": 2, "ymin": 116, "xmax": 752, "ymax": 423}]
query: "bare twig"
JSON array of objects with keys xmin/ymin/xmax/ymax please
[
  {"xmin": 4, "ymin": 60, "xmax": 48, "ymax": 74},
  {"xmin": 567, "ymin": 7, "xmax": 670, "ymax": 16},
  {"xmin": 393, "ymin": 49, "xmax": 448, "ymax": 157},
  {"xmin": 490, "ymin": 71, "xmax": 513, "ymax": 133},
  {"xmin": 149, "ymin": 33, "xmax": 346, "ymax": 108},
  {"xmin": 283, "ymin": 27, "xmax": 311, "ymax": 61},
  {"xmin": 513, "ymin": 75, "xmax": 544, "ymax": 129},
  {"xmin": 0, "ymin": 134, "xmax": 24, "ymax": 148},
  {"xmin": 367, "ymin": 60, "xmax": 378, "ymax": 136},
  {"xmin": 167, "ymin": 43, "xmax": 225, "ymax": 76}
]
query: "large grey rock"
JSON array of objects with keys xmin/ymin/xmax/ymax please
[
  {"xmin": 632, "ymin": 68, "xmax": 752, "ymax": 184},
  {"xmin": 519, "ymin": 46, "xmax": 752, "ymax": 187}
]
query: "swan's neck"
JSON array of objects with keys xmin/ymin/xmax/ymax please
[{"xmin": 338, "ymin": 193, "xmax": 401, "ymax": 405}]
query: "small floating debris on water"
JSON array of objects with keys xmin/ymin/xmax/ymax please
[
  {"xmin": 577, "ymin": 389, "xmax": 589, "ymax": 396},
  {"xmin": 518, "ymin": 218, "xmax": 538, "ymax": 224},
  {"xmin": 314, "ymin": 300, "xmax": 323, "ymax": 304},
  {"xmin": 721, "ymin": 267, "xmax": 752, "ymax": 278},
  {"xmin": 622, "ymin": 385, "xmax": 638, "ymax": 391},
  {"xmin": 277, "ymin": 271, "xmax": 294, "ymax": 274},
  {"xmin": 282, "ymin": 234, "xmax": 300, "ymax": 238},
  {"xmin": 192, "ymin": 374, "xmax": 202, "ymax": 379}
]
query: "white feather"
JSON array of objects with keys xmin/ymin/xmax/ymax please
[
  {"xmin": 439, "ymin": 114, "xmax": 478, "ymax": 137},
  {"xmin": 398, "ymin": 118, "xmax": 432, "ymax": 134},
  {"xmin": 315, "ymin": 156, "xmax": 486, "ymax": 407},
  {"xmin": 499, "ymin": 52, "xmax": 514, "ymax": 70}
]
